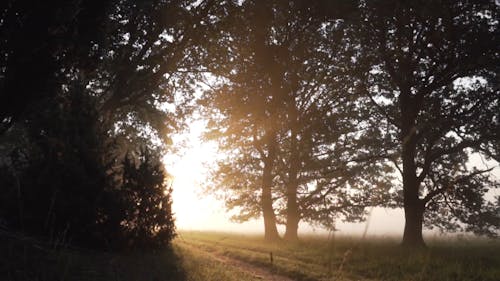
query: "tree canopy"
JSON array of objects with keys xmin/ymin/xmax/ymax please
[
  {"xmin": 199, "ymin": 0, "xmax": 394, "ymax": 241},
  {"xmin": 0, "ymin": 0, "xmax": 214, "ymax": 249},
  {"xmin": 355, "ymin": 0, "xmax": 499, "ymax": 246}
]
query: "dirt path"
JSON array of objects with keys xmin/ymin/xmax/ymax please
[{"xmin": 178, "ymin": 241, "xmax": 296, "ymax": 281}]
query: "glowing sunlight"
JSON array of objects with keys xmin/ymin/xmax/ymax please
[
  {"xmin": 163, "ymin": 120, "xmax": 263, "ymax": 233},
  {"xmin": 163, "ymin": 120, "xmax": 499, "ymax": 236},
  {"xmin": 163, "ymin": 119, "xmax": 411, "ymax": 235}
]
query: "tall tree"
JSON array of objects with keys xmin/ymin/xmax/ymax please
[
  {"xmin": 0, "ymin": 0, "xmax": 209, "ymax": 248},
  {"xmin": 201, "ymin": 0, "xmax": 391, "ymax": 240},
  {"xmin": 357, "ymin": 0, "xmax": 500, "ymax": 247},
  {"xmin": 88, "ymin": 0, "xmax": 217, "ymax": 154},
  {"xmin": 200, "ymin": 0, "xmax": 283, "ymax": 241},
  {"xmin": 273, "ymin": 1, "xmax": 390, "ymax": 240}
]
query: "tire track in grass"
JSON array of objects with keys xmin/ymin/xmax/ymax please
[
  {"xmin": 179, "ymin": 236, "xmax": 331, "ymax": 280},
  {"xmin": 183, "ymin": 235, "xmax": 323, "ymax": 269},
  {"xmin": 177, "ymin": 240, "xmax": 296, "ymax": 281},
  {"xmin": 177, "ymin": 235, "xmax": 375, "ymax": 281}
]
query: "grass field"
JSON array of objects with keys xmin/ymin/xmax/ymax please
[
  {"xmin": 2, "ymin": 230, "xmax": 499, "ymax": 280},
  {"xmin": 175, "ymin": 231, "xmax": 500, "ymax": 281}
]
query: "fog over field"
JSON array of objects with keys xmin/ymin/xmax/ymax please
[{"xmin": 167, "ymin": 120, "xmax": 500, "ymax": 236}]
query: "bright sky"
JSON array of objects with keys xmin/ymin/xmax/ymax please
[{"xmin": 163, "ymin": 119, "xmax": 499, "ymax": 237}]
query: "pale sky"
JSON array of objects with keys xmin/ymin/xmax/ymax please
[{"xmin": 163, "ymin": 119, "xmax": 499, "ymax": 237}]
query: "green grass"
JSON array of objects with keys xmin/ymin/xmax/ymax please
[
  {"xmin": 2, "ymin": 230, "xmax": 499, "ymax": 281},
  {"xmin": 176, "ymin": 231, "xmax": 500, "ymax": 281}
]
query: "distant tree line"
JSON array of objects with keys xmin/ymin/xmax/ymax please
[{"xmin": 0, "ymin": 0, "xmax": 498, "ymax": 250}]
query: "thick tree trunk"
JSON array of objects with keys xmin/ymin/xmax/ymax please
[
  {"xmin": 402, "ymin": 197, "xmax": 425, "ymax": 247},
  {"xmin": 401, "ymin": 153, "xmax": 426, "ymax": 248},
  {"xmin": 284, "ymin": 127, "xmax": 300, "ymax": 241},
  {"xmin": 400, "ymin": 90, "xmax": 426, "ymax": 248},
  {"xmin": 262, "ymin": 170, "xmax": 280, "ymax": 241},
  {"xmin": 283, "ymin": 189, "xmax": 299, "ymax": 241},
  {"xmin": 262, "ymin": 193, "xmax": 280, "ymax": 241},
  {"xmin": 262, "ymin": 133, "xmax": 280, "ymax": 241}
]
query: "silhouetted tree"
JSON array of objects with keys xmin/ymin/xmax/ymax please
[
  {"xmin": 119, "ymin": 149, "xmax": 176, "ymax": 249},
  {"xmin": 199, "ymin": 0, "xmax": 285, "ymax": 241},
  {"xmin": 0, "ymin": 0, "xmax": 112, "ymax": 134},
  {"xmin": 0, "ymin": 85, "xmax": 113, "ymax": 247},
  {"xmin": 92, "ymin": 0, "xmax": 217, "ymax": 152},
  {"xmin": 0, "ymin": 84, "xmax": 177, "ymax": 249},
  {"xmin": 0, "ymin": 0, "xmax": 197, "ymax": 249},
  {"xmin": 269, "ymin": 1, "xmax": 392, "ymax": 240},
  {"xmin": 356, "ymin": 0, "xmax": 500, "ymax": 247},
  {"xmin": 200, "ymin": 0, "xmax": 391, "ymax": 240}
]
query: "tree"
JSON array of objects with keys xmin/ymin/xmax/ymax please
[
  {"xmin": 93, "ymin": 0, "xmax": 217, "ymax": 148},
  {"xmin": 0, "ymin": 84, "xmax": 114, "ymax": 247},
  {"xmin": 0, "ymin": 83, "xmax": 177, "ymax": 249},
  {"xmin": 357, "ymin": 0, "xmax": 500, "ymax": 247},
  {"xmin": 200, "ymin": 0, "xmax": 391, "ymax": 240},
  {"xmin": 199, "ymin": 0, "xmax": 288, "ymax": 241},
  {"xmin": 272, "ymin": 1, "xmax": 391, "ymax": 240},
  {"xmin": 0, "ymin": 0, "xmax": 200, "ymax": 249},
  {"xmin": 119, "ymin": 149, "xmax": 176, "ymax": 249},
  {"xmin": 0, "ymin": 0, "xmax": 112, "ymax": 134}
]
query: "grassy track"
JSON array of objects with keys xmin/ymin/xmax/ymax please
[
  {"xmin": 176, "ymin": 231, "xmax": 500, "ymax": 281},
  {"xmin": 174, "ymin": 242, "xmax": 264, "ymax": 281}
]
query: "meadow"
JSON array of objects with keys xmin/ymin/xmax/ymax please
[
  {"xmin": 2, "ymin": 230, "xmax": 499, "ymax": 281},
  {"xmin": 175, "ymin": 231, "xmax": 500, "ymax": 281}
]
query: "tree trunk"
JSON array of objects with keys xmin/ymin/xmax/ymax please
[
  {"xmin": 284, "ymin": 126, "xmax": 300, "ymax": 241},
  {"xmin": 402, "ymin": 197, "xmax": 425, "ymax": 247},
  {"xmin": 401, "ymin": 153, "xmax": 426, "ymax": 248},
  {"xmin": 284, "ymin": 187, "xmax": 299, "ymax": 241},
  {"xmin": 400, "ymin": 90, "xmax": 426, "ymax": 248},
  {"xmin": 262, "ymin": 132, "xmax": 280, "ymax": 241}
]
